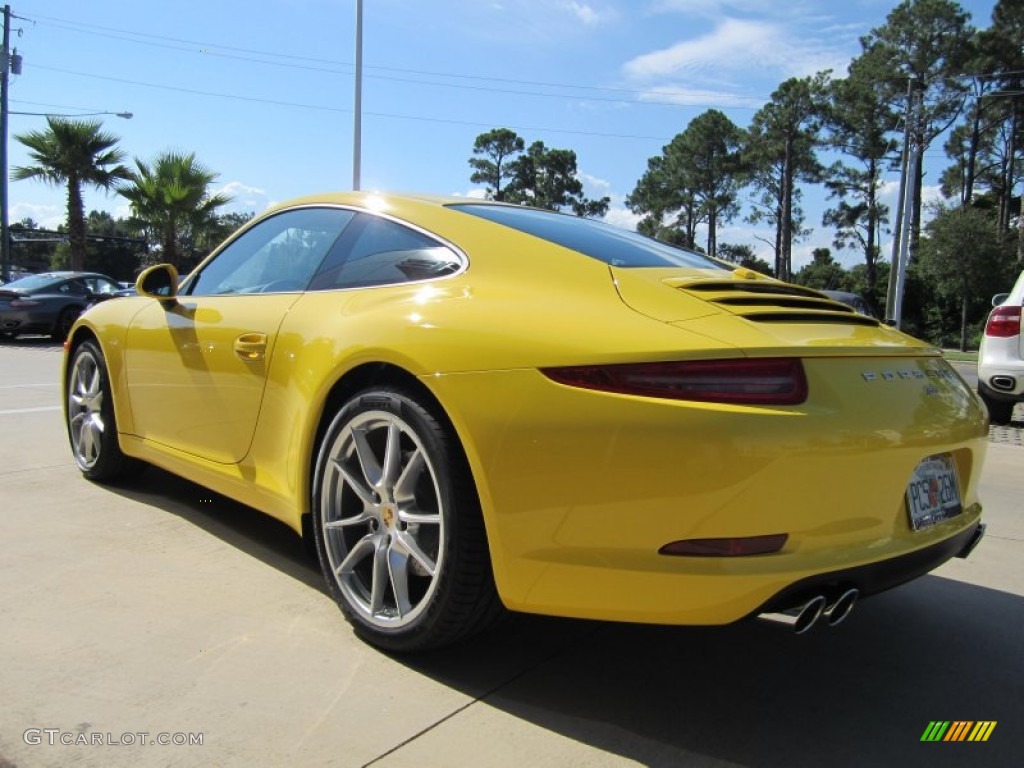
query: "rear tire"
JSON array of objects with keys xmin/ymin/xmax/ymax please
[
  {"xmin": 66, "ymin": 340, "xmax": 144, "ymax": 482},
  {"xmin": 312, "ymin": 388, "xmax": 502, "ymax": 652},
  {"xmin": 979, "ymin": 391, "xmax": 1015, "ymax": 426}
]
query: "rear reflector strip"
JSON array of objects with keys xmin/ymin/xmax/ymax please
[{"xmin": 660, "ymin": 534, "xmax": 789, "ymax": 557}]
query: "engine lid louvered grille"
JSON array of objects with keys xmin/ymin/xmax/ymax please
[
  {"xmin": 665, "ymin": 278, "xmax": 879, "ymax": 327},
  {"xmin": 738, "ymin": 310, "xmax": 879, "ymax": 326}
]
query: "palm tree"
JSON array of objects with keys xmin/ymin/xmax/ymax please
[
  {"xmin": 120, "ymin": 151, "xmax": 232, "ymax": 268},
  {"xmin": 12, "ymin": 117, "xmax": 131, "ymax": 271}
]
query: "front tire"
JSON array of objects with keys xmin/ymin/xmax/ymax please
[
  {"xmin": 312, "ymin": 389, "xmax": 501, "ymax": 652},
  {"xmin": 66, "ymin": 340, "xmax": 142, "ymax": 482}
]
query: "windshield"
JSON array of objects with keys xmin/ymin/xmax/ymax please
[{"xmin": 449, "ymin": 204, "xmax": 725, "ymax": 270}]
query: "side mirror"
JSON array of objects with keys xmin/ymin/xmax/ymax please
[{"xmin": 136, "ymin": 264, "xmax": 180, "ymax": 300}]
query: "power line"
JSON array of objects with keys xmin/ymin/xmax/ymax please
[
  {"xmin": 30, "ymin": 64, "xmax": 675, "ymax": 142},
  {"xmin": 30, "ymin": 13, "xmax": 765, "ymax": 111},
  {"xmin": 11, "ymin": 99, "xmax": 110, "ymax": 111}
]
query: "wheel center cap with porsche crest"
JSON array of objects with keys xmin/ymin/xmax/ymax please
[{"xmin": 380, "ymin": 503, "xmax": 395, "ymax": 529}]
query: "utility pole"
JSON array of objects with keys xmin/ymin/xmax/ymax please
[
  {"xmin": 1, "ymin": 4, "xmax": 11, "ymax": 283},
  {"xmin": 352, "ymin": 0, "xmax": 362, "ymax": 191},
  {"xmin": 885, "ymin": 79, "xmax": 914, "ymax": 327},
  {"xmin": 893, "ymin": 104, "xmax": 919, "ymax": 329}
]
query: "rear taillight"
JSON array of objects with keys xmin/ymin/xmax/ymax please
[
  {"xmin": 9, "ymin": 299, "xmax": 41, "ymax": 308},
  {"xmin": 541, "ymin": 358, "xmax": 808, "ymax": 405},
  {"xmin": 985, "ymin": 305, "xmax": 1021, "ymax": 338}
]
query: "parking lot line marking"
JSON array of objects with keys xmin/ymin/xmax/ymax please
[{"xmin": 0, "ymin": 406, "xmax": 62, "ymax": 415}]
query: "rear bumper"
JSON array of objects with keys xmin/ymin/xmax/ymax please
[
  {"xmin": 750, "ymin": 522, "xmax": 985, "ymax": 618},
  {"xmin": 427, "ymin": 358, "xmax": 989, "ymax": 626},
  {"xmin": 978, "ymin": 378, "xmax": 1024, "ymax": 403},
  {"xmin": 0, "ymin": 311, "xmax": 54, "ymax": 334},
  {"xmin": 978, "ymin": 338, "xmax": 1024, "ymax": 399}
]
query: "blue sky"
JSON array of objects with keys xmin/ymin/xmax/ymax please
[{"xmin": 7, "ymin": 0, "xmax": 997, "ymax": 269}]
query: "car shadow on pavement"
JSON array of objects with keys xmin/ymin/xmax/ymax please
[
  {"xmin": 105, "ymin": 467, "xmax": 1022, "ymax": 767},
  {"xmin": 104, "ymin": 466, "xmax": 323, "ymax": 591},
  {"xmin": 394, "ymin": 575, "xmax": 1023, "ymax": 768}
]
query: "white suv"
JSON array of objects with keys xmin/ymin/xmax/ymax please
[{"xmin": 978, "ymin": 269, "xmax": 1024, "ymax": 425}]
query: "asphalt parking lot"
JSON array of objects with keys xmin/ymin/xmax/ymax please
[{"xmin": 1, "ymin": 338, "xmax": 1021, "ymax": 768}]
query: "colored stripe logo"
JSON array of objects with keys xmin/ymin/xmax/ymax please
[{"xmin": 921, "ymin": 721, "xmax": 997, "ymax": 742}]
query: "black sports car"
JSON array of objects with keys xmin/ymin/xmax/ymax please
[{"xmin": 0, "ymin": 272, "xmax": 123, "ymax": 339}]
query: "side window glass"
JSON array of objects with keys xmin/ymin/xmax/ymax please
[
  {"xmin": 63, "ymin": 280, "xmax": 87, "ymax": 296},
  {"xmin": 188, "ymin": 208, "xmax": 355, "ymax": 297},
  {"xmin": 310, "ymin": 214, "xmax": 462, "ymax": 291},
  {"xmin": 85, "ymin": 277, "xmax": 118, "ymax": 295}
]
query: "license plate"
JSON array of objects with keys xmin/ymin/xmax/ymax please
[{"xmin": 905, "ymin": 453, "xmax": 962, "ymax": 531}]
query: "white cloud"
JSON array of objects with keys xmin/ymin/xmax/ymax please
[
  {"xmin": 920, "ymin": 184, "xmax": 945, "ymax": 206},
  {"xmin": 649, "ymin": 0, "xmax": 816, "ymax": 20},
  {"xmin": 216, "ymin": 180, "xmax": 267, "ymax": 198},
  {"xmin": 636, "ymin": 85, "xmax": 765, "ymax": 110},
  {"xmin": 451, "ymin": 188, "xmax": 490, "ymax": 199},
  {"xmin": 467, "ymin": 0, "xmax": 615, "ymax": 42},
  {"xmin": 879, "ymin": 179, "xmax": 901, "ymax": 200},
  {"xmin": 623, "ymin": 18, "xmax": 840, "ymax": 82},
  {"xmin": 879, "ymin": 180, "xmax": 947, "ymax": 209},
  {"xmin": 564, "ymin": 1, "xmax": 613, "ymax": 25},
  {"xmin": 580, "ymin": 172, "xmax": 612, "ymax": 195},
  {"xmin": 9, "ymin": 202, "xmax": 62, "ymax": 229},
  {"xmin": 603, "ymin": 205, "xmax": 641, "ymax": 230},
  {"xmin": 215, "ymin": 180, "xmax": 270, "ymax": 213}
]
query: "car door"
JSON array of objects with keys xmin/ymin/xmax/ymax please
[{"xmin": 124, "ymin": 207, "xmax": 355, "ymax": 463}]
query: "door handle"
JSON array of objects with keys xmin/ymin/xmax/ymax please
[{"xmin": 234, "ymin": 333, "xmax": 267, "ymax": 361}]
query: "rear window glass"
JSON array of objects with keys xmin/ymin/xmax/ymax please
[
  {"xmin": 1, "ymin": 274, "xmax": 63, "ymax": 292},
  {"xmin": 449, "ymin": 204, "xmax": 725, "ymax": 270}
]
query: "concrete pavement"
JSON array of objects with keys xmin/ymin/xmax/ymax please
[{"xmin": 1, "ymin": 338, "xmax": 1021, "ymax": 768}]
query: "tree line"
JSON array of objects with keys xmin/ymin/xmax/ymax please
[
  {"xmin": 12, "ymin": 116, "xmax": 243, "ymax": 278},
  {"xmin": 467, "ymin": 0, "xmax": 1024, "ymax": 349},
  {"xmin": 15, "ymin": 1, "xmax": 1022, "ymax": 350},
  {"xmin": 468, "ymin": 127, "xmax": 610, "ymax": 217}
]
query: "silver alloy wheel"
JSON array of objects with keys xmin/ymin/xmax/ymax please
[
  {"xmin": 319, "ymin": 409, "xmax": 445, "ymax": 629},
  {"xmin": 67, "ymin": 347, "xmax": 106, "ymax": 470}
]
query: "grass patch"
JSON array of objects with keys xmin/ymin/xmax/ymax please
[{"xmin": 941, "ymin": 349, "xmax": 979, "ymax": 363}]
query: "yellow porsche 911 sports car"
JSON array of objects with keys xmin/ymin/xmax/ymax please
[{"xmin": 63, "ymin": 192, "xmax": 988, "ymax": 651}]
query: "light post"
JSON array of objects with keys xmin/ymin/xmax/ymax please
[
  {"xmin": 352, "ymin": 0, "xmax": 363, "ymax": 191},
  {"xmin": 1, "ymin": 3, "xmax": 12, "ymax": 282}
]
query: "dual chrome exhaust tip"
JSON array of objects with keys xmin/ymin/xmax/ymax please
[{"xmin": 757, "ymin": 588, "xmax": 859, "ymax": 634}]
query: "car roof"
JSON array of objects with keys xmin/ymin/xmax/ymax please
[
  {"xmin": 21, "ymin": 271, "xmax": 113, "ymax": 280},
  {"xmin": 261, "ymin": 191, "xmax": 537, "ymax": 219}
]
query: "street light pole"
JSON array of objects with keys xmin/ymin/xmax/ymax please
[
  {"xmin": 885, "ymin": 79, "xmax": 914, "ymax": 328},
  {"xmin": 352, "ymin": 0, "xmax": 362, "ymax": 191},
  {"xmin": 1, "ymin": 4, "xmax": 11, "ymax": 283}
]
